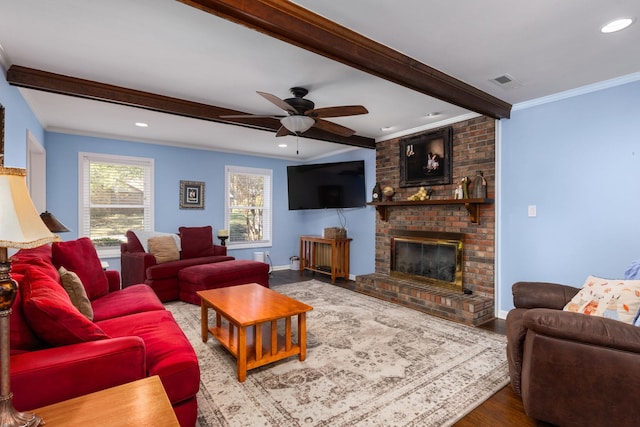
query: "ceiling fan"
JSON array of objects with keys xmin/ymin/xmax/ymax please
[{"xmin": 221, "ymin": 87, "xmax": 368, "ymax": 137}]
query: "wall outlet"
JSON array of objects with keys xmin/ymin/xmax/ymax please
[{"xmin": 264, "ymin": 250, "xmax": 270, "ymax": 257}]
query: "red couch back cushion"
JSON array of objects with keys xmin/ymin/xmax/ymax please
[
  {"xmin": 21, "ymin": 266, "xmax": 110, "ymax": 346},
  {"xmin": 52, "ymin": 237, "xmax": 109, "ymax": 300},
  {"xmin": 179, "ymin": 226, "xmax": 215, "ymax": 259}
]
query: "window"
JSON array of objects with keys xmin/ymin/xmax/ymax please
[
  {"xmin": 79, "ymin": 153, "xmax": 153, "ymax": 257},
  {"xmin": 224, "ymin": 165, "xmax": 272, "ymax": 248}
]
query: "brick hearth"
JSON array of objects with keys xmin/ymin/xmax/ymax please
[{"xmin": 357, "ymin": 116, "xmax": 496, "ymax": 325}]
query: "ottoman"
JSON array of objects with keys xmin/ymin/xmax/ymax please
[{"xmin": 178, "ymin": 260, "xmax": 270, "ymax": 304}]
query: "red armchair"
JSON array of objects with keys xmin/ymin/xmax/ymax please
[{"xmin": 121, "ymin": 227, "xmax": 233, "ymax": 302}]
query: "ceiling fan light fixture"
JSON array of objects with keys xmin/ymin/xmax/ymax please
[
  {"xmin": 281, "ymin": 115, "xmax": 315, "ymax": 133},
  {"xmin": 601, "ymin": 17, "xmax": 634, "ymax": 33}
]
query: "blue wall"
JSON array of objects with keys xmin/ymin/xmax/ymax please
[
  {"xmin": 0, "ymin": 66, "xmax": 45, "ymax": 166},
  {"xmin": 43, "ymin": 132, "xmax": 376, "ymax": 275},
  {"xmin": 498, "ymin": 78, "xmax": 640, "ymax": 315}
]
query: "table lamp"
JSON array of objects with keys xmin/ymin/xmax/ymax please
[{"xmin": 0, "ymin": 167, "xmax": 60, "ymax": 427}]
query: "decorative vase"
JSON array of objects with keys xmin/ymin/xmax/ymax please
[
  {"xmin": 372, "ymin": 182, "xmax": 382, "ymax": 202},
  {"xmin": 472, "ymin": 171, "xmax": 487, "ymax": 199}
]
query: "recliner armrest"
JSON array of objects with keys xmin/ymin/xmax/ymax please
[
  {"xmin": 11, "ymin": 337, "xmax": 146, "ymax": 411},
  {"xmin": 512, "ymin": 281, "xmax": 579, "ymax": 309},
  {"xmin": 523, "ymin": 308, "xmax": 640, "ymax": 353}
]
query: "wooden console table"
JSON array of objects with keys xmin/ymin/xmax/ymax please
[
  {"xmin": 30, "ymin": 376, "xmax": 179, "ymax": 426},
  {"xmin": 299, "ymin": 235, "xmax": 351, "ymax": 282}
]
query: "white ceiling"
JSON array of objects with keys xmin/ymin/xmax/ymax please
[{"xmin": 0, "ymin": 0, "xmax": 638, "ymax": 160}]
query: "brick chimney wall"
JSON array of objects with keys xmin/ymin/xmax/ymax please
[{"xmin": 374, "ymin": 116, "xmax": 496, "ymax": 298}]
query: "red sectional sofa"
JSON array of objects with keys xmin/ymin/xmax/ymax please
[
  {"xmin": 9, "ymin": 238, "xmax": 200, "ymax": 427},
  {"xmin": 121, "ymin": 227, "xmax": 234, "ymax": 301}
]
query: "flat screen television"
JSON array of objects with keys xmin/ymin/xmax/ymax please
[{"xmin": 287, "ymin": 160, "xmax": 366, "ymax": 210}]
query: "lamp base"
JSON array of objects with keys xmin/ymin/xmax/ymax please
[{"xmin": 0, "ymin": 396, "xmax": 43, "ymax": 427}]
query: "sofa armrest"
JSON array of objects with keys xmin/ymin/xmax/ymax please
[
  {"xmin": 121, "ymin": 251, "xmax": 158, "ymax": 287},
  {"xmin": 523, "ymin": 308, "xmax": 640, "ymax": 353},
  {"xmin": 105, "ymin": 269, "xmax": 121, "ymax": 292},
  {"xmin": 512, "ymin": 281, "xmax": 579, "ymax": 309},
  {"xmin": 11, "ymin": 337, "xmax": 146, "ymax": 411},
  {"xmin": 212, "ymin": 244, "xmax": 227, "ymax": 256}
]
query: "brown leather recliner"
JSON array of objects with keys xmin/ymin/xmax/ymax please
[{"xmin": 506, "ymin": 281, "xmax": 640, "ymax": 427}]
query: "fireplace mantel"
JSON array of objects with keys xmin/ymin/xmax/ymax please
[{"xmin": 367, "ymin": 198, "xmax": 493, "ymax": 223}]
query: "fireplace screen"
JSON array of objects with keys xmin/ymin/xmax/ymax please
[{"xmin": 391, "ymin": 236, "xmax": 463, "ymax": 288}]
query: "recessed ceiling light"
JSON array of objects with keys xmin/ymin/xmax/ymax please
[
  {"xmin": 601, "ymin": 17, "xmax": 634, "ymax": 33},
  {"xmin": 381, "ymin": 126, "xmax": 394, "ymax": 131},
  {"xmin": 425, "ymin": 112, "xmax": 440, "ymax": 118},
  {"xmin": 135, "ymin": 122, "xmax": 149, "ymax": 127},
  {"xmin": 278, "ymin": 143, "xmax": 287, "ymax": 148}
]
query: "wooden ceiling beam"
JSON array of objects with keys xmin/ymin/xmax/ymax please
[
  {"xmin": 6, "ymin": 65, "xmax": 376, "ymax": 149},
  {"xmin": 179, "ymin": 0, "xmax": 511, "ymax": 119}
]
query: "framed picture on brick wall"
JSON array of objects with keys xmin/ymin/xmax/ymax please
[
  {"xmin": 179, "ymin": 180, "xmax": 205, "ymax": 209},
  {"xmin": 399, "ymin": 127, "xmax": 452, "ymax": 187}
]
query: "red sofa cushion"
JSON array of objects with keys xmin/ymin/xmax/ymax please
[
  {"xmin": 9, "ymin": 290, "xmax": 46, "ymax": 354},
  {"xmin": 146, "ymin": 255, "xmax": 235, "ymax": 280},
  {"xmin": 11, "ymin": 246, "xmax": 59, "ymax": 281},
  {"xmin": 97, "ymin": 310, "xmax": 200, "ymax": 405},
  {"xmin": 52, "ymin": 237, "xmax": 109, "ymax": 300},
  {"xmin": 21, "ymin": 267, "xmax": 110, "ymax": 346},
  {"xmin": 179, "ymin": 226, "xmax": 215, "ymax": 259},
  {"xmin": 91, "ymin": 284, "xmax": 165, "ymax": 322}
]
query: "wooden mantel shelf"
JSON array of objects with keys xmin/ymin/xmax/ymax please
[{"xmin": 367, "ymin": 198, "xmax": 494, "ymax": 223}]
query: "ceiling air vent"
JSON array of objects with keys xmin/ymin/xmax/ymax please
[{"xmin": 490, "ymin": 73, "xmax": 522, "ymax": 90}]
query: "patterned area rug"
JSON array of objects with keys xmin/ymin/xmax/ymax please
[{"xmin": 166, "ymin": 280, "xmax": 508, "ymax": 427}]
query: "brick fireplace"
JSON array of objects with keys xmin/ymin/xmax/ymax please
[{"xmin": 355, "ymin": 116, "xmax": 496, "ymax": 325}]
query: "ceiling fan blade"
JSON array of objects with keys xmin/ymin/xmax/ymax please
[
  {"xmin": 220, "ymin": 114, "xmax": 284, "ymax": 119},
  {"xmin": 275, "ymin": 126, "xmax": 291, "ymax": 137},
  {"xmin": 313, "ymin": 119, "xmax": 356, "ymax": 137},
  {"xmin": 257, "ymin": 91, "xmax": 298, "ymax": 114},
  {"xmin": 306, "ymin": 105, "xmax": 368, "ymax": 118}
]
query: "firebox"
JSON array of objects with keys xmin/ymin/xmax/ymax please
[{"xmin": 390, "ymin": 230, "xmax": 464, "ymax": 289}]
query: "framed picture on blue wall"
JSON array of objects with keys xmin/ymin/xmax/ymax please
[{"xmin": 180, "ymin": 180, "xmax": 205, "ymax": 209}]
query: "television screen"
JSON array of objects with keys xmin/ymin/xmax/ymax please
[{"xmin": 287, "ymin": 160, "xmax": 366, "ymax": 210}]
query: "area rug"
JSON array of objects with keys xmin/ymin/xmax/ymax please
[{"xmin": 165, "ymin": 280, "xmax": 508, "ymax": 427}]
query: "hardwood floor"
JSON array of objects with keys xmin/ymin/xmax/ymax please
[{"xmin": 268, "ymin": 269, "xmax": 552, "ymax": 427}]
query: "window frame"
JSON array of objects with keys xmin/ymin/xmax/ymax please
[
  {"xmin": 224, "ymin": 165, "xmax": 272, "ymax": 249},
  {"xmin": 78, "ymin": 152, "xmax": 154, "ymax": 258}
]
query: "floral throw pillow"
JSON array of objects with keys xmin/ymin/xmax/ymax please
[{"xmin": 563, "ymin": 275, "xmax": 640, "ymax": 324}]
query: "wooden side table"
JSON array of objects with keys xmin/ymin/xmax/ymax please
[
  {"xmin": 30, "ymin": 376, "xmax": 179, "ymax": 426},
  {"xmin": 299, "ymin": 235, "xmax": 351, "ymax": 282}
]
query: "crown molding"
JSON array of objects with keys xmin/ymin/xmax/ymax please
[{"xmin": 513, "ymin": 72, "xmax": 640, "ymax": 111}]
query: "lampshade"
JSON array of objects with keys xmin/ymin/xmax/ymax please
[
  {"xmin": 40, "ymin": 211, "xmax": 70, "ymax": 233},
  {"xmin": 281, "ymin": 115, "xmax": 315, "ymax": 133},
  {"xmin": 0, "ymin": 167, "xmax": 60, "ymax": 249}
]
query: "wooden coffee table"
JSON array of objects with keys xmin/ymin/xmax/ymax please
[{"xmin": 197, "ymin": 283, "xmax": 313, "ymax": 382}]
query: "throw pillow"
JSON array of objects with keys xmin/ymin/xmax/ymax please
[
  {"xmin": 52, "ymin": 237, "xmax": 109, "ymax": 301},
  {"xmin": 563, "ymin": 275, "xmax": 640, "ymax": 324},
  {"xmin": 147, "ymin": 235, "xmax": 180, "ymax": 264},
  {"xmin": 179, "ymin": 225, "xmax": 215, "ymax": 259},
  {"xmin": 21, "ymin": 266, "xmax": 109, "ymax": 346},
  {"xmin": 58, "ymin": 266, "xmax": 94, "ymax": 321}
]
